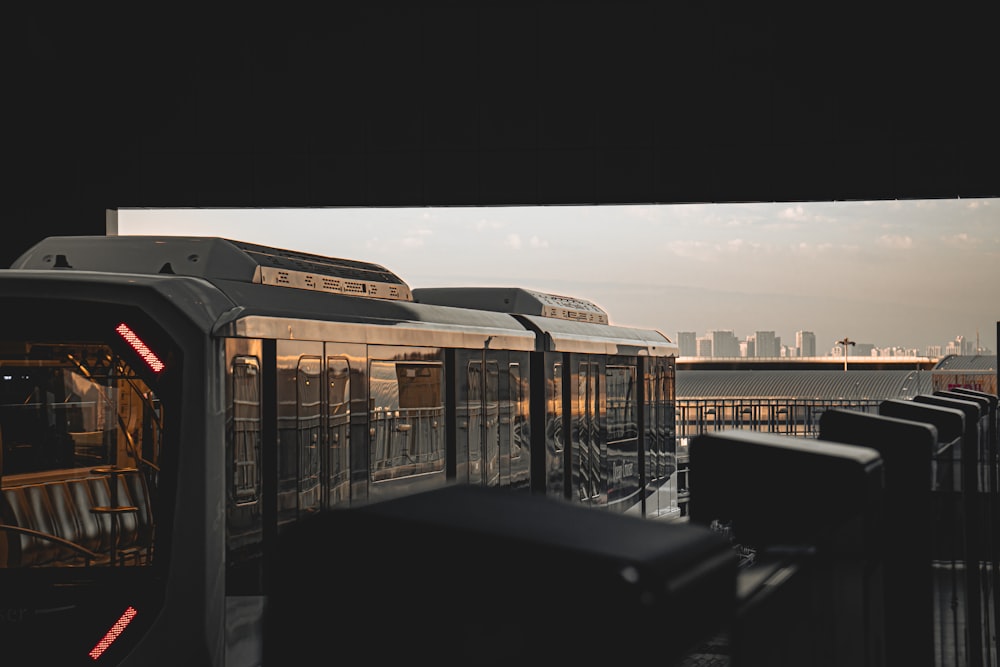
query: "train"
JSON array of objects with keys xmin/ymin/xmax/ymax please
[{"xmin": 0, "ymin": 234, "xmax": 679, "ymax": 665}]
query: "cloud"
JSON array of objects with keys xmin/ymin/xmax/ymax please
[
  {"xmin": 666, "ymin": 239, "xmax": 718, "ymax": 261},
  {"xmin": 779, "ymin": 205, "xmax": 808, "ymax": 220},
  {"xmin": 503, "ymin": 233, "xmax": 548, "ymax": 250},
  {"xmin": 875, "ymin": 234, "xmax": 913, "ymax": 249},
  {"xmin": 401, "ymin": 229, "xmax": 433, "ymax": 247},
  {"xmin": 942, "ymin": 232, "xmax": 971, "ymax": 246},
  {"xmin": 725, "ymin": 238, "xmax": 767, "ymax": 253},
  {"xmin": 475, "ymin": 217, "xmax": 505, "ymax": 231},
  {"xmin": 788, "ymin": 241, "xmax": 834, "ymax": 258}
]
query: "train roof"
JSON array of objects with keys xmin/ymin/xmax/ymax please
[
  {"xmin": 10, "ymin": 235, "xmax": 414, "ymax": 301},
  {"xmin": 6, "ymin": 236, "xmax": 676, "ymax": 356},
  {"xmin": 413, "ymin": 287, "xmax": 678, "ymax": 357},
  {"xmin": 413, "ymin": 286, "xmax": 610, "ymax": 324}
]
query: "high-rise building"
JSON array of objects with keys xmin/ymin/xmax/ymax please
[
  {"xmin": 945, "ymin": 335, "xmax": 976, "ymax": 355},
  {"xmin": 796, "ymin": 330, "xmax": 816, "ymax": 357},
  {"xmin": 677, "ymin": 331, "xmax": 697, "ymax": 357},
  {"xmin": 709, "ymin": 330, "xmax": 740, "ymax": 357},
  {"xmin": 855, "ymin": 343, "xmax": 875, "ymax": 356},
  {"xmin": 753, "ymin": 331, "xmax": 779, "ymax": 357},
  {"xmin": 696, "ymin": 336, "xmax": 713, "ymax": 357}
]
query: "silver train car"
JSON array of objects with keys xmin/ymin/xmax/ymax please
[{"xmin": 0, "ymin": 235, "xmax": 679, "ymax": 665}]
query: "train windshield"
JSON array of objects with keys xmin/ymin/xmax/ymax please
[{"xmin": 1, "ymin": 337, "xmax": 164, "ymax": 570}]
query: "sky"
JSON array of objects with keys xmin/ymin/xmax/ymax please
[{"xmin": 116, "ymin": 199, "xmax": 999, "ymax": 357}]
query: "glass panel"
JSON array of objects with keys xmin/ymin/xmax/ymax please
[
  {"xmin": 231, "ymin": 357, "xmax": 261, "ymax": 505},
  {"xmin": 297, "ymin": 357, "xmax": 321, "ymax": 514},
  {"xmin": 327, "ymin": 357, "xmax": 350, "ymax": 506},
  {"xmin": 549, "ymin": 362, "xmax": 563, "ymax": 453},
  {"xmin": 1, "ymin": 341, "xmax": 162, "ymax": 568},
  {"xmin": 369, "ymin": 360, "xmax": 444, "ymax": 482},
  {"xmin": 508, "ymin": 363, "xmax": 523, "ymax": 459},
  {"xmin": 607, "ymin": 365, "xmax": 636, "ymax": 442},
  {"xmin": 466, "ymin": 361, "xmax": 482, "ymax": 472}
]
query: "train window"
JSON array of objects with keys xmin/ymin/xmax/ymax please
[
  {"xmin": 466, "ymin": 361, "xmax": 483, "ymax": 468},
  {"xmin": 548, "ymin": 362, "xmax": 563, "ymax": 454},
  {"xmin": 0, "ymin": 343, "xmax": 159, "ymax": 476},
  {"xmin": 508, "ymin": 363, "xmax": 523, "ymax": 459},
  {"xmin": 577, "ymin": 362, "xmax": 600, "ymax": 501},
  {"xmin": 369, "ymin": 360, "xmax": 445, "ymax": 481},
  {"xmin": 230, "ymin": 356, "xmax": 261, "ymax": 505},
  {"xmin": 1, "ymin": 340, "xmax": 162, "ymax": 568},
  {"xmin": 607, "ymin": 365, "xmax": 637, "ymax": 442},
  {"xmin": 483, "ymin": 361, "xmax": 500, "ymax": 485}
]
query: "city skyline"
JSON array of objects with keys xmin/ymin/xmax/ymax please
[
  {"xmin": 673, "ymin": 327, "xmax": 986, "ymax": 358},
  {"xmin": 115, "ymin": 199, "xmax": 998, "ymax": 355}
]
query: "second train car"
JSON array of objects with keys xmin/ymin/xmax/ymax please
[{"xmin": 0, "ymin": 234, "xmax": 679, "ymax": 665}]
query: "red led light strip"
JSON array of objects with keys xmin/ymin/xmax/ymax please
[
  {"xmin": 89, "ymin": 606, "xmax": 138, "ymax": 660},
  {"xmin": 116, "ymin": 323, "xmax": 165, "ymax": 373}
]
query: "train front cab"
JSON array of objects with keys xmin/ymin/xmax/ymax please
[{"xmin": 0, "ymin": 273, "xmax": 222, "ymax": 666}]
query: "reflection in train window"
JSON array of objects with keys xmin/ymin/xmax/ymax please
[
  {"xmin": 298, "ymin": 357, "xmax": 322, "ymax": 513},
  {"xmin": 548, "ymin": 362, "xmax": 563, "ymax": 454},
  {"xmin": 327, "ymin": 357, "xmax": 350, "ymax": 505},
  {"xmin": 231, "ymin": 356, "xmax": 261, "ymax": 505},
  {"xmin": 1, "ymin": 340, "xmax": 162, "ymax": 569},
  {"xmin": 508, "ymin": 363, "xmax": 523, "ymax": 459},
  {"xmin": 369, "ymin": 360, "xmax": 445, "ymax": 481},
  {"xmin": 606, "ymin": 365, "xmax": 637, "ymax": 442}
]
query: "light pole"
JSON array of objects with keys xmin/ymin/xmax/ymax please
[{"xmin": 835, "ymin": 337, "xmax": 855, "ymax": 371}]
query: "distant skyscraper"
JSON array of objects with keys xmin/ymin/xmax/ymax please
[
  {"xmin": 710, "ymin": 330, "xmax": 740, "ymax": 357},
  {"xmin": 796, "ymin": 330, "xmax": 816, "ymax": 357},
  {"xmin": 855, "ymin": 343, "xmax": 875, "ymax": 357},
  {"xmin": 677, "ymin": 331, "xmax": 697, "ymax": 357},
  {"xmin": 945, "ymin": 335, "xmax": 976, "ymax": 355},
  {"xmin": 754, "ymin": 331, "xmax": 779, "ymax": 357},
  {"xmin": 696, "ymin": 336, "xmax": 713, "ymax": 357}
]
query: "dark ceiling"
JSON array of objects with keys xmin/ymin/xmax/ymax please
[{"xmin": 5, "ymin": 2, "xmax": 997, "ymax": 268}]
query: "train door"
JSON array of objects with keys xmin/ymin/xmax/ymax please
[
  {"xmin": 498, "ymin": 353, "xmax": 530, "ymax": 490},
  {"xmin": 643, "ymin": 356, "xmax": 679, "ymax": 520},
  {"xmin": 541, "ymin": 352, "xmax": 566, "ymax": 499},
  {"xmin": 573, "ymin": 356, "xmax": 604, "ymax": 507},
  {"xmin": 460, "ymin": 350, "xmax": 531, "ymax": 489},
  {"xmin": 606, "ymin": 357, "xmax": 641, "ymax": 515},
  {"xmin": 457, "ymin": 350, "xmax": 501, "ymax": 486},
  {"xmin": 275, "ymin": 341, "xmax": 323, "ymax": 526},
  {"xmin": 225, "ymin": 339, "xmax": 267, "ymax": 664},
  {"xmin": 325, "ymin": 354, "xmax": 351, "ymax": 507}
]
